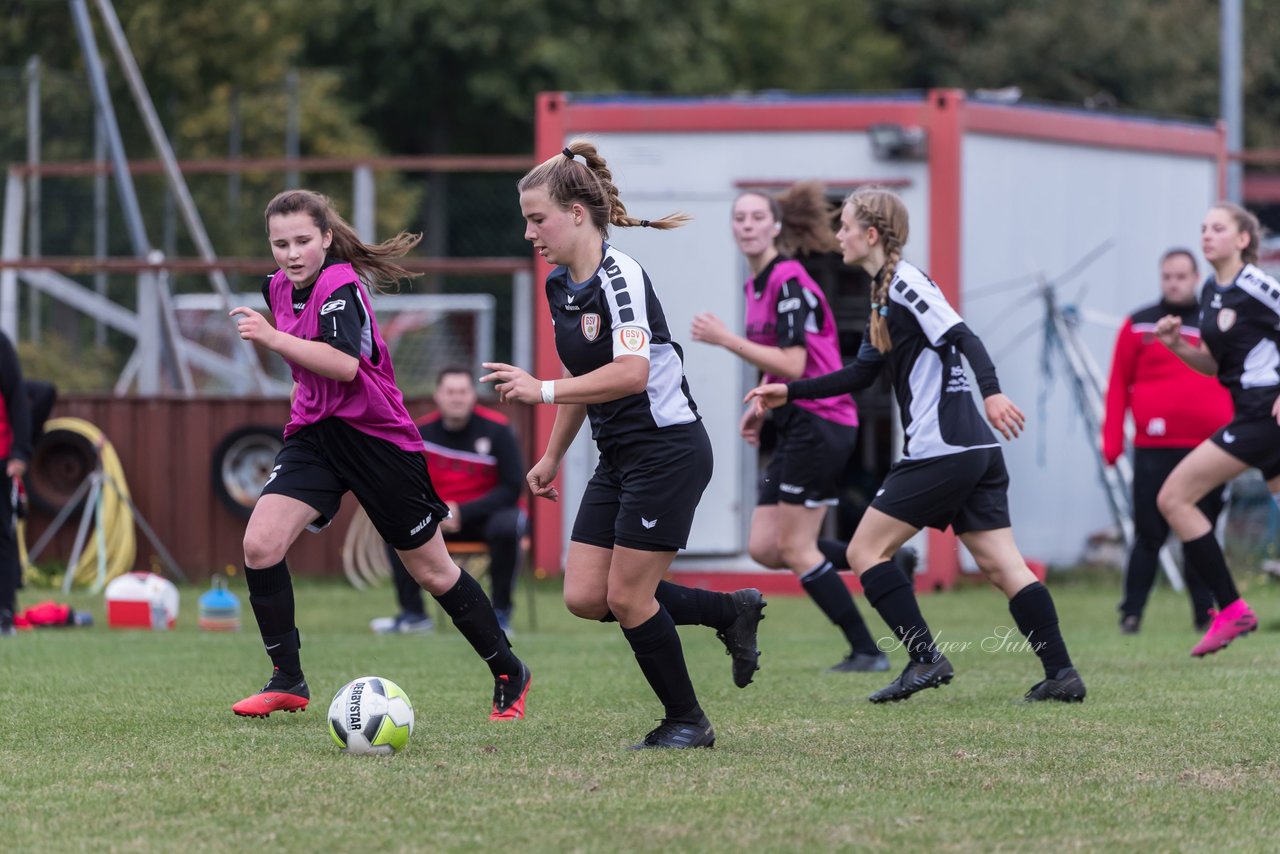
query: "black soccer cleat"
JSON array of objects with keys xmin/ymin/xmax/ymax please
[
  {"xmin": 629, "ymin": 714, "xmax": 717, "ymax": 750},
  {"xmin": 827, "ymin": 651, "xmax": 891, "ymax": 673},
  {"xmin": 868, "ymin": 655, "xmax": 954, "ymax": 703},
  {"xmin": 1023, "ymin": 667, "xmax": 1086, "ymax": 703},
  {"xmin": 1119, "ymin": 614, "xmax": 1140, "ymax": 635},
  {"xmin": 715, "ymin": 588, "xmax": 766, "ymax": 688},
  {"xmin": 491, "ymin": 661, "xmax": 532, "ymax": 720}
]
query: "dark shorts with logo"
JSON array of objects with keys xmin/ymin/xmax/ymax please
[
  {"xmin": 870, "ymin": 446, "xmax": 1010, "ymax": 535},
  {"xmin": 260, "ymin": 417, "xmax": 448, "ymax": 550},
  {"xmin": 572, "ymin": 420, "xmax": 714, "ymax": 552},
  {"xmin": 1210, "ymin": 416, "xmax": 1280, "ymax": 480},
  {"xmin": 757, "ymin": 404, "xmax": 858, "ymax": 507}
]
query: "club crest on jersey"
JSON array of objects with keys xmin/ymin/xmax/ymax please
[
  {"xmin": 474, "ymin": 437, "xmax": 491, "ymax": 456},
  {"xmin": 619, "ymin": 328, "xmax": 647, "ymax": 352},
  {"xmin": 1217, "ymin": 308, "xmax": 1236, "ymax": 332},
  {"xmin": 581, "ymin": 313, "xmax": 601, "ymax": 341}
]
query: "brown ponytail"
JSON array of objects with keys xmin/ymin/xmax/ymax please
[
  {"xmin": 518, "ymin": 138, "xmax": 690, "ymax": 235},
  {"xmin": 264, "ymin": 190, "xmax": 420, "ymax": 294}
]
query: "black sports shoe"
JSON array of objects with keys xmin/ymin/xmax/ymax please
[
  {"xmin": 827, "ymin": 651, "xmax": 891, "ymax": 673},
  {"xmin": 1023, "ymin": 667, "xmax": 1086, "ymax": 703},
  {"xmin": 715, "ymin": 588, "xmax": 766, "ymax": 688},
  {"xmin": 868, "ymin": 655, "xmax": 954, "ymax": 703},
  {"xmin": 1119, "ymin": 615, "xmax": 1140, "ymax": 635},
  {"xmin": 491, "ymin": 661, "xmax": 532, "ymax": 720},
  {"xmin": 629, "ymin": 714, "xmax": 716, "ymax": 750}
]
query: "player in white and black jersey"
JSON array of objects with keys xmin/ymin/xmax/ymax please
[
  {"xmin": 1155, "ymin": 202, "xmax": 1280, "ymax": 658},
  {"xmin": 481, "ymin": 140, "xmax": 766, "ymax": 749},
  {"xmin": 748, "ymin": 187, "xmax": 1086, "ymax": 704}
]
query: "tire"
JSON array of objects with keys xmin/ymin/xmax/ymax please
[
  {"xmin": 27, "ymin": 425, "xmax": 100, "ymax": 515},
  {"xmin": 211, "ymin": 426, "xmax": 283, "ymax": 519}
]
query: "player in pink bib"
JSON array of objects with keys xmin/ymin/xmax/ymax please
[{"xmin": 228, "ymin": 190, "xmax": 530, "ymax": 722}]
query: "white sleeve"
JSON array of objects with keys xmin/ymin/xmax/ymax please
[
  {"xmin": 888, "ymin": 264, "xmax": 963, "ymax": 346},
  {"xmin": 602, "ymin": 253, "xmax": 653, "ymax": 361}
]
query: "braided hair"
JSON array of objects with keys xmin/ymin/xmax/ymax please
[
  {"xmin": 845, "ymin": 188, "xmax": 910, "ymax": 353},
  {"xmin": 517, "ymin": 139, "xmax": 690, "ymax": 235}
]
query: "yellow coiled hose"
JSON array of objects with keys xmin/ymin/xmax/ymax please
[{"xmin": 20, "ymin": 417, "xmax": 137, "ymax": 591}]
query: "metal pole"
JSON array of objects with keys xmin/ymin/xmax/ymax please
[
  {"xmin": 69, "ymin": 0, "xmax": 151, "ymax": 259},
  {"xmin": 353, "ymin": 164, "xmax": 375, "ymax": 242},
  {"xmin": 228, "ymin": 86, "xmax": 241, "ymax": 291},
  {"xmin": 25, "ymin": 56, "xmax": 42, "ymax": 344},
  {"xmin": 511, "ymin": 268, "xmax": 533, "ymax": 370},
  {"xmin": 93, "ymin": 0, "xmax": 271, "ymax": 391},
  {"xmin": 1221, "ymin": 0, "xmax": 1243, "ymax": 202},
  {"xmin": 94, "ymin": 109, "xmax": 109, "ymax": 347},
  {"xmin": 0, "ymin": 172, "xmax": 24, "ymax": 341},
  {"xmin": 285, "ymin": 69, "xmax": 300, "ymax": 189}
]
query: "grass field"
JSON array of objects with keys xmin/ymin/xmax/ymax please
[{"xmin": 2, "ymin": 572, "xmax": 1279, "ymax": 853}]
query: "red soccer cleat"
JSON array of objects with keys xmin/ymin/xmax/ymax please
[{"xmin": 232, "ymin": 668, "xmax": 310, "ymax": 718}]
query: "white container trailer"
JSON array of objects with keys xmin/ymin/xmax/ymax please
[{"xmin": 526, "ymin": 89, "xmax": 1223, "ymax": 592}]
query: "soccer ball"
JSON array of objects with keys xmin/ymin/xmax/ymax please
[{"xmin": 328, "ymin": 676, "xmax": 415, "ymax": 755}]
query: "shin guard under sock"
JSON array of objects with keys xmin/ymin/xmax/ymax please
[
  {"xmin": 433, "ymin": 569, "xmax": 520, "ymax": 678},
  {"xmin": 859, "ymin": 560, "xmax": 938, "ymax": 663},
  {"xmin": 621, "ymin": 606, "xmax": 701, "ymax": 723},
  {"xmin": 1008, "ymin": 582, "xmax": 1073, "ymax": 678},
  {"xmin": 800, "ymin": 561, "xmax": 878, "ymax": 655},
  {"xmin": 246, "ymin": 560, "xmax": 301, "ymax": 677},
  {"xmin": 1181, "ymin": 532, "xmax": 1239, "ymax": 608},
  {"xmin": 655, "ymin": 580, "xmax": 736, "ymax": 630}
]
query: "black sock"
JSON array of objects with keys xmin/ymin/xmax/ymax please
[
  {"xmin": 818, "ymin": 538, "xmax": 851, "ymax": 570},
  {"xmin": 245, "ymin": 560, "xmax": 302, "ymax": 677},
  {"xmin": 1181, "ymin": 532, "xmax": 1239, "ymax": 608},
  {"xmin": 800, "ymin": 561, "xmax": 879, "ymax": 656},
  {"xmin": 433, "ymin": 569, "xmax": 521, "ymax": 679},
  {"xmin": 860, "ymin": 561, "xmax": 938, "ymax": 664},
  {"xmin": 655, "ymin": 580, "xmax": 737, "ymax": 630},
  {"xmin": 621, "ymin": 607, "xmax": 702, "ymax": 724},
  {"xmin": 1008, "ymin": 582, "xmax": 1073, "ymax": 679}
]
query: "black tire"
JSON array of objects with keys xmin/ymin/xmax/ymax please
[
  {"xmin": 211, "ymin": 425, "xmax": 283, "ymax": 519},
  {"xmin": 27, "ymin": 425, "xmax": 99, "ymax": 515}
]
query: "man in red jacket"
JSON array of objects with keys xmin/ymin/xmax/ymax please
[
  {"xmin": 1102, "ymin": 249, "xmax": 1234, "ymax": 633},
  {"xmin": 372, "ymin": 367, "xmax": 525, "ymax": 635}
]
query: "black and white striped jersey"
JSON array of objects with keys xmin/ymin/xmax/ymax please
[
  {"xmin": 546, "ymin": 243, "xmax": 699, "ymax": 442},
  {"xmin": 881, "ymin": 261, "xmax": 998, "ymax": 459},
  {"xmin": 1198, "ymin": 263, "xmax": 1280, "ymax": 419}
]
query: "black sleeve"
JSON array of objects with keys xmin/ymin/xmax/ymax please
[
  {"xmin": 0, "ymin": 334, "xmax": 31, "ymax": 463},
  {"xmin": 316, "ymin": 283, "xmax": 367, "ymax": 359},
  {"xmin": 458, "ymin": 424, "xmax": 525, "ymax": 520},
  {"xmin": 774, "ymin": 278, "xmax": 816, "ymax": 349},
  {"xmin": 941, "ymin": 322, "xmax": 1002, "ymax": 397},
  {"xmin": 260, "ymin": 276, "xmax": 272, "ymax": 309},
  {"xmin": 788, "ymin": 333, "xmax": 884, "ymax": 400}
]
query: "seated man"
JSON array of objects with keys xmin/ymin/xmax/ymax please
[{"xmin": 372, "ymin": 366, "xmax": 525, "ymax": 634}]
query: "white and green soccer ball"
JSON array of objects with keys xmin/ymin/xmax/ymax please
[{"xmin": 328, "ymin": 676, "xmax": 414, "ymax": 755}]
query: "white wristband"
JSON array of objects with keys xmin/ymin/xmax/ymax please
[{"xmin": 540, "ymin": 380, "xmax": 556, "ymax": 405}]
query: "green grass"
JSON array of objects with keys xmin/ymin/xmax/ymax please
[{"xmin": 3, "ymin": 574, "xmax": 1279, "ymax": 853}]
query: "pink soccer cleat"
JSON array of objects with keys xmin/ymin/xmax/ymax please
[{"xmin": 1190, "ymin": 599, "xmax": 1258, "ymax": 657}]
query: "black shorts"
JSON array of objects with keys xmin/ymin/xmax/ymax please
[
  {"xmin": 870, "ymin": 446, "xmax": 1010, "ymax": 535},
  {"xmin": 1210, "ymin": 416, "xmax": 1280, "ymax": 480},
  {"xmin": 572, "ymin": 421, "xmax": 713, "ymax": 552},
  {"xmin": 758, "ymin": 405, "xmax": 857, "ymax": 507},
  {"xmin": 260, "ymin": 418, "xmax": 448, "ymax": 550}
]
